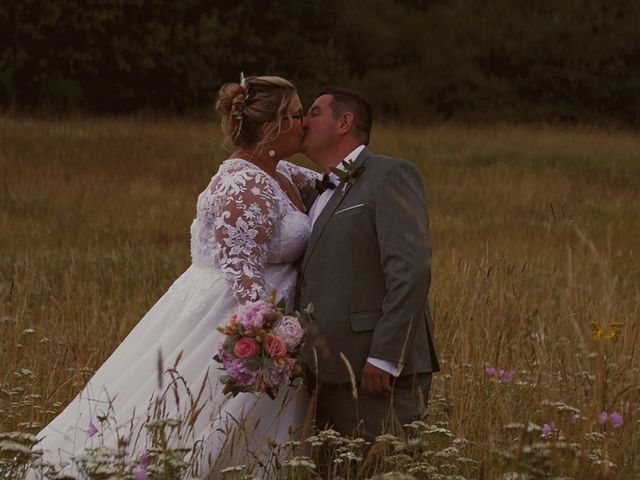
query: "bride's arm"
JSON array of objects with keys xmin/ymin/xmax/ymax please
[
  {"xmin": 211, "ymin": 168, "xmax": 278, "ymax": 304},
  {"xmin": 278, "ymin": 161, "xmax": 321, "ymax": 197}
]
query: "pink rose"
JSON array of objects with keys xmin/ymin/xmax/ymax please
[
  {"xmin": 264, "ymin": 334, "xmax": 287, "ymax": 359},
  {"xmin": 233, "ymin": 338, "xmax": 258, "ymax": 359}
]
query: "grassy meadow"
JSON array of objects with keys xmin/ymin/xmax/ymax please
[{"xmin": 1, "ymin": 116, "xmax": 639, "ymax": 479}]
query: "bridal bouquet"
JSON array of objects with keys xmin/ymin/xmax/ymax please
[{"xmin": 214, "ymin": 298, "xmax": 306, "ymax": 398}]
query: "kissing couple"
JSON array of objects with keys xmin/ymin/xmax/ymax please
[{"xmin": 29, "ymin": 75, "xmax": 440, "ymax": 479}]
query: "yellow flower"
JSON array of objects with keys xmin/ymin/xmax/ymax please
[{"xmin": 589, "ymin": 321, "xmax": 623, "ymax": 341}]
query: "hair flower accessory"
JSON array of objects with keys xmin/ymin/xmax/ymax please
[
  {"xmin": 331, "ymin": 159, "xmax": 365, "ymax": 191},
  {"xmin": 231, "ymin": 71, "xmax": 249, "ymax": 121},
  {"xmin": 231, "ymin": 91, "xmax": 247, "ymax": 120}
]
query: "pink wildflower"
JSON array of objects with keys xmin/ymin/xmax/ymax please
[
  {"xmin": 541, "ymin": 421, "xmax": 556, "ymax": 438},
  {"xmin": 608, "ymin": 411, "xmax": 623, "ymax": 428},
  {"xmin": 568, "ymin": 412, "xmax": 578, "ymax": 425},
  {"xmin": 598, "ymin": 411, "xmax": 610, "ymax": 425},
  {"xmin": 87, "ymin": 421, "xmax": 98, "ymax": 437},
  {"xmin": 138, "ymin": 452, "xmax": 150, "ymax": 468},
  {"xmin": 484, "ymin": 366, "xmax": 516, "ymax": 383},
  {"xmin": 498, "ymin": 369, "xmax": 516, "ymax": 383},
  {"xmin": 452, "ymin": 438, "xmax": 466, "ymax": 451},
  {"xmin": 134, "ymin": 469, "xmax": 147, "ymax": 480},
  {"xmin": 599, "ymin": 410, "xmax": 623, "ymax": 428}
]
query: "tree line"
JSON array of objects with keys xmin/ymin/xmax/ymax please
[{"xmin": 2, "ymin": 0, "xmax": 639, "ymax": 126}]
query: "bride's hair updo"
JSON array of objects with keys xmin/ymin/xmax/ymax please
[{"xmin": 215, "ymin": 76, "xmax": 297, "ymax": 150}]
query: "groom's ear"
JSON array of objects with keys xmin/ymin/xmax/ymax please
[{"xmin": 337, "ymin": 112, "xmax": 355, "ymax": 136}]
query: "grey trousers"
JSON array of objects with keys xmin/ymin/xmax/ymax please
[{"xmin": 310, "ymin": 372, "xmax": 433, "ymax": 441}]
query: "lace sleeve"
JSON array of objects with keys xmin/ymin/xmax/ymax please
[
  {"xmin": 278, "ymin": 161, "xmax": 321, "ymax": 197},
  {"xmin": 211, "ymin": 165, "xmax": 279, "ymax": 303}
]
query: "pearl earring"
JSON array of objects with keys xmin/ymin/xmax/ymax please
[{"xmin": 268, "ymin": 150, "xmax": 276, "ymax": 158}]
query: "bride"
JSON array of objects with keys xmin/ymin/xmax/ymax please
[{"xmin": 29, "ymin": 76, "xmax": 319, "ymax": 479}]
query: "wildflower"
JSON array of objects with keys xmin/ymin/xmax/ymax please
[
  {"xmin": 541, "ymin": 421, "xmax": 556, "ymax": 438},
  {"xmin": 452, "ymin": 437, "xmax": 468, "ymax": 451},
  {"xmin": 608, "ymin": 321, "xmax": 624, "ymax": 339},
  {"xmin": 609, "ymin": 411, "xmax": 623, "ymax": 428},
  {"xmin": 220, "ymin": 465, "xmax": 247, "ymax": 474},
  {"xmin": 599, "ymin": 410, "xmax": 623, "ymax": 428},
  {"xmin": 498, "ymin": 370, "xmax": 517, "ymax": 383},
  {"xmin": 138, "ymin": 452, "xmax": 150, "ymax": 468},
  {"xmin": 568, "ymin": 412, "xmax": 578, "ymax": 424},
  {"xmin": 0, "ymin": 440, "xmax": 35, "ymax": 455},
  {"xmin": 590, "ymin": 321, "xmax": 623, "ymax": 341},
  {"xmin": 484, "ymin": 366, "xmax": 516, "ymax": 383},
  {"xmin": 134, "ymin": 469, "xmax": 147, "ymax": 480},
  {"xmin": 86, "ymin": 421, "xmax": 98, "ymax": 437},
  {"xmin": 589, "ymin": 321, "xmax": 603, "ymax": 340},
  {"xmin": 598, "ymin": 411, "xmax": 609, "ymax": 425},
  {"xmin": 283, "ymin": 456, "xmax": 317, "ymax": 470}
]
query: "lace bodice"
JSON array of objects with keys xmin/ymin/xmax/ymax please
[{"xmin": 190, "ymin": 159, "xmax": 319, "ymax": 303}]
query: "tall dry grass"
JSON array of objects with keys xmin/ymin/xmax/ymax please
[{"xmin": 1, "ymin": 116, "xmax": 639, "ymax": 478}]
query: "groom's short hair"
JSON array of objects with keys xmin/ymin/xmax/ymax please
[{"xmin": 316, "ymin": 86, "xmax": 372, "ymax": 144}]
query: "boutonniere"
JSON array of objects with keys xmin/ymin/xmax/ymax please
[{"xmin": 330, "ymin": 159, "xmax": 365, "ymax": 192}]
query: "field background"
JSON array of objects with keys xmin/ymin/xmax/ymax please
[{"xmin": 1, "ymin": 117, "xmax": 639, "ymax": 478}]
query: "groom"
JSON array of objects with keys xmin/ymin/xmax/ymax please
[{"xmin": 299, "ymin": 87, "xmax": 440, "ymax": 440}]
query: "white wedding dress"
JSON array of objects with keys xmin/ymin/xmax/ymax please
[{"xmin": 30, "ymin": 159, "xmax": 319, "ymax": 479}]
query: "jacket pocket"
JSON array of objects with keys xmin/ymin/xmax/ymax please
[
  {"xmin": 350, "ymin": 310, "xmax": 382, "ymax": 332},
  {"xmin": 334, "ymin": 204, "xmax": 366, "ymax": 216}
]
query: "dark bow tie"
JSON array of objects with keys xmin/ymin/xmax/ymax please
[{"xmin": 315, "ymin": 173, "xmax": 337, "ymax": 194}]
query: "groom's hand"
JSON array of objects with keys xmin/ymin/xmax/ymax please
[{"xmin": 361, "ymin": 362, "xmax": 392, "ymax": 396}]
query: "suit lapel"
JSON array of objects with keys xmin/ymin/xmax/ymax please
[{"xmin": 302, "ymin": 148, "xmax": 371, "ymax": 272}]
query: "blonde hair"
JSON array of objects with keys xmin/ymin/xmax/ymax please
[{"xmin": 215, "ymin": 76, "xmax": 298, "ymax": 150}]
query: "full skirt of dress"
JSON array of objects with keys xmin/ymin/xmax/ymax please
[{"xmin": 30, "ymin": 263, "xmax": 307, "ymax": 479}]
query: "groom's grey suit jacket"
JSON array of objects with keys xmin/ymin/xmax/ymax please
[{"xmin": 299, "ymin": 148, "xmax": 440, "ymax": 384}]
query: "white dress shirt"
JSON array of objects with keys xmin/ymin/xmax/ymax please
[
  {"xmin": 308, "ymin": 144, "xmax": 366, "ymax": 226},
  {"xmin": 308, "ymin": 144, "xmax": 403, "ymax": 378}
]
